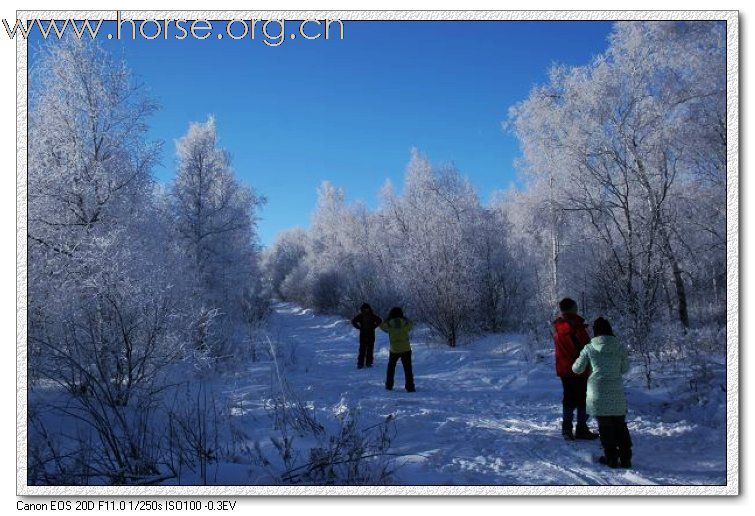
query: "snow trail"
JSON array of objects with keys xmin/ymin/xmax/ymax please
[{"xmin": 229, "ymin": 302, "xmax": 725, "ymax": 486}]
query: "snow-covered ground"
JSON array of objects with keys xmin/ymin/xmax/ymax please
[{"xmin": 202, "ymin": 302, "xmax": 726, "ymax": 486}]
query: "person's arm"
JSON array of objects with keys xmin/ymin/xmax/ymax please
[
  {"xmin": 572, "ymin": 346, "xmax": 590, "ymax": 374},
  {"xmin": 567, "ymin": 333, "xmax": 583, "ymax": 367},
  {"xmin": 351, "ymin": 315, "xmax": 361, "ymax": 330},
  {"xmin": 405, "ymin": 319, "xmax": 413, "ymax": 331},
  {"xmin": 379, "ymin": 320, "xmax": 389, "ymax": 332},
  {"xmin": 576, "ymin": 324, "xmax": 591, "ymax": 347}
]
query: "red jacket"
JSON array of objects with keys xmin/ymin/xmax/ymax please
[{"xmin": 553, "ymin": 313, "xmax": 591, "ymax": 377}]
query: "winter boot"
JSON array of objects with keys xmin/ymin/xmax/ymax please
[
  {"xmin": 617, "ymin": 419, "xmax": 633, "ymax": 468},
  {"xmin": 619, "ymin": 448, "xmax": 632, "ymax": 469},
  {"xmin": 561, "ymin": 421, "xmax": 575, "ymax": 441},
  {"xmin": 598, "ymin": 453, "xmax": 619, "ymax": 469},
  {"xmin": 575, "ymin": 423, "xmax": 599, "ymax": 440}
]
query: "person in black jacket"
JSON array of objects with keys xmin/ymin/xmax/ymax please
[{"xmin": 351, "ymin": 303, "xmax": 382, "ymax": 369}]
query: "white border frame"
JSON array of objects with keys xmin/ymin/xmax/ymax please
[{"xmin": 16, "ymin": 9, "xmax": 739, "ymax": 496}]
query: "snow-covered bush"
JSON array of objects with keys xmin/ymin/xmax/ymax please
[
  {"xmin": 219, "ymin": 330, "xmax": 396, "ymax": 485},
  {"xmin": 164, "ymin": 381, "xmax": 221, "ymax": 485},
  {"xmin": 278, "ymin": 407, "xmax": 396, "ymax": 485}
]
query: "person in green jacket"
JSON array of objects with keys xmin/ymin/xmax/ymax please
[
  {"xmin": 572, "ymin": 317, "xmax": 633, "ymax": 469},
  {"xmin": 380, "ymin": 307, "xmax": 416, "ymax": 392}
]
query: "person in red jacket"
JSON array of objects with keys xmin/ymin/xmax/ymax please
[{"xmin": 554, "ymin": 298, "xmax": 599, "ymax": 441}]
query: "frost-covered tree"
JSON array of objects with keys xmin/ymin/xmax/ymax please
[
  {"xmin": 508, "ymin": 21, "xmax": 726, "ymax": 341},
  {"xmin": 304, "ymin": 183, "xmax": 401, "ymax": 314},
  {"xmin": 379, "ymin": 150, "xmax": 485, "ymax": 346},
  {"xmin": 470, "ymin": 203, "xmax": 526, "ymax": 332},
  {"xmin": 28, "ymin": 36, "xmax": 169, "ymax": 391},
  {"xmin": 265, "ymin": 150, "xmax": 523, "ymax": 346},
  {"xmin": 28, "ymin": 36, "xmax": 160, "ymax": 306},
  {"xmin": 171, "ymin": 117, "xmax": 269, "ymax": 354},
  {"xmin": 27, "ymin": 40, "xmax": 270, "ymax": 485},
  {"xmin": 27, "ymin": 38, "xmax": 193, "ymax": 483},
  {"xmin": 304, "ymin": 181, "xmax": 353, "ymax": 311},
  {"xmin": 262, "ymin": 227, "xmax": 309, "ymax": 301}
]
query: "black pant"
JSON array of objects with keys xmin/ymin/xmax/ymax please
[
  {"xmin": 596, "ymin": 415, "xmax": 632, "ymax": 463},
  {"xmin": 561, "ymin": 376, "xmax": 588, "ymax": 423},
  {"xmin": 357, "ymin": 337, "xmax": 375, "ymax": 368},
  {"xmin": 386, "ymin": 351, "xmax": 414, "ymax": 390}
]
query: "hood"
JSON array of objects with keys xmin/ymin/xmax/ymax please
[
  {"xmin": 590, "ymin": 335, "xmax": 617, "ymax": 350},
  {"xmin": 553, "ymin": 313, "xmax": 585, "ymax": 335}
]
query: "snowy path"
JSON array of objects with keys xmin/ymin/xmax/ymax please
[{"xmin": 225, "ymin": 302, "xmax": 726, "ymax": 486}]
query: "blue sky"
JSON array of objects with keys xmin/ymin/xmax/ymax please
[{"xmin": 30, "ymin": 20, "xmax": 614, "ymax": 245}]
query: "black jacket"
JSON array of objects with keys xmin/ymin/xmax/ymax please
[{"xmin": 351, "ymin": 312, "xmax": 383, "ymax": 341}]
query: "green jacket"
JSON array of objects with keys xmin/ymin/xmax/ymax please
[
  {"xmin": 379, "ymin": 317, "xmax": 413, "ymax": 353},
  {"xmin": 572, "ymin": 335, "xmax": 629, "ymax": 417}
]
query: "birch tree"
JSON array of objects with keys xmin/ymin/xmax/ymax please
[{"xmin": 508, "ymin": 21, "xmax": 726, "ymax": 338}]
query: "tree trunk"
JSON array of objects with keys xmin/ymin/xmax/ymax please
[
  {"xmin": 659, "ymin": 225, "xmax": 689, "ymax": 328},
  {"xmin": 669, "ymin": 254, "xmax": 689, "ymax": 328},
  {"xmin": 549, "ymin": 175, "xmax": 560, "ymax": 306}
]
